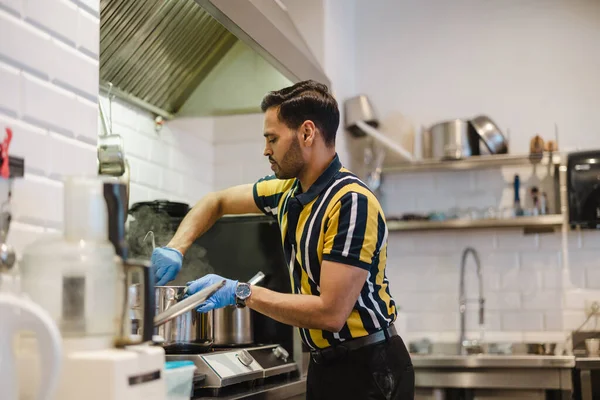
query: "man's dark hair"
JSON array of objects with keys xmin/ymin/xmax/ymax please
[{"xmin": 260, "ymin": 80, "xmax": 339, "ymax": 147}]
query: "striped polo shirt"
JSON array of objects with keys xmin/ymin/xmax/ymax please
[{"xmin": 252, "ymin": 154, "xmax": 397, "ymax": 350}]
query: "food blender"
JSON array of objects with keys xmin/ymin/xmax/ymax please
[{"xmin": 18, "ymin": 177, "xmax": 165, "ymax": 400}]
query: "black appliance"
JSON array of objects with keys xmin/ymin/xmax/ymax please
[
  {"xmin": 171, "ymin": 214, "xmax": 294, "ymax": 357},
  {"xmin": 567, "ymin": 151, "xmax": 600, "ymax": 229},
  {"xmin": 127, "ymin": 200, "xmax": 191, "ymax": 259}
]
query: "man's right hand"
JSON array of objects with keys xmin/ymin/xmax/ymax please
[{"xmin": 151, "ymin": 247, "xmax": 183, "ymax": 286}]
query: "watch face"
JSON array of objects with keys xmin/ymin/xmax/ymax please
[{"xmin": 236, "ymin": 283, "xmax": 251, "ymax": 300}]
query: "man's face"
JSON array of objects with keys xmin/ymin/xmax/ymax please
[{"xmin": 263, "ymin": 108, "xmax": 305, "ymax": 179}]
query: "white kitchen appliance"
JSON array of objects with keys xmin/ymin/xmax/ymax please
[
  {"xmin": 17, "ymin": 177, "xmax": 166, "ymax": 400},
  {"xmin": 1, "ymin": 264, "xmax": 63, "ymax": 400},
  {"xmin": 0, "ymin": 147, "xmax": 63, "ymax": 400},
  {"xmin": 0, "ymin": 292, "xmax": 63, "ymax": 400}
]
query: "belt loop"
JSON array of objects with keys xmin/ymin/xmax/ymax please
[{"xmin": 383, "ymin": 325, "xmax": 390, "ymax": 341}]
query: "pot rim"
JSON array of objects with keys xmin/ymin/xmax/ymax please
[{"xmin": 155, "ymin": 285, "xmax": 187, "ymax": 289}]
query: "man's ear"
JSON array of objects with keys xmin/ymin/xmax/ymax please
[{"xmin": 301, "ymin": 120, "xmax": 316, "ymax": 145}]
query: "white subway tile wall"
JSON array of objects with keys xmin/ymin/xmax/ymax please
[
  {"xmin": 383, "ymin": 166, "xmax": 600, "ymax": 343},
  {"xmin": 99, "ymin": 94, "xmax": 214, "ymax": 207},
  {"xmin": 212, "ymin": 113, "xmax": 271, "ymax": 190},
  {"xmin": 1, "ymin": 0, "xmax": 212, "ymax": 257},
  {"xmin": 0, "ymin": 0, "xmax": 99, "ymax": 258}
]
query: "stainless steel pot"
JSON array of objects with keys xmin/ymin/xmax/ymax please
[
  {"xmin": 135, "ymin": 272, "xmax": 265, "ymax": 350},
  {"xmin": 422, "ymin": 119, "xmax": 479, "ymax": 160},
  {"xmin": 154, "ymin": 286, "xmax": 211, "ymax": 348},
  {"xmin": 208, "ymin": 271, "xmax": 266, "ymax": 346},
  {"xmin": 130, "ymin": 280, "xmax": 224, "ymax": 352},
  {"xmin": 210, "ymin": 305, "xmax": 254, "ymax": 346}
]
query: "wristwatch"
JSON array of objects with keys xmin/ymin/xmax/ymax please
[{"xmin": 235, "ymin": 282, "xmax": 252, "ymax": 308}]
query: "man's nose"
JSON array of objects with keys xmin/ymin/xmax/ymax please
[{"xmin": 264, "ymin": 146, "xmax": 272, "ymax": 157}]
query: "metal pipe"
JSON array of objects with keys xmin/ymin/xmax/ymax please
[
  {"xmin": 355, "ymin": 120, "xmax": 415, "ymax": 162},
  {"xmin": 154, "ymin": 280, "xmax": 225, "ymax": 327},
  {"xmin": 99, "ymin": 82, "xmax": 175, "ymax": 120},
  {"xmin": 459, "ymin": 247, "xmax": 485, "ymax": 354}
]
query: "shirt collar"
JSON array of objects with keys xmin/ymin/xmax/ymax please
[{"xmin": 294, "ymin": 153, "xmax": 341, "ymax": 206}]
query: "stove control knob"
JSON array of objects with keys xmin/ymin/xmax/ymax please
[
  {"xmin": 272, "ymin": 346, "xmax": 289, "ymax": 362},
  {"xmin": 237, "ymin": 349, "xmax": 254, "ymax": 367}
]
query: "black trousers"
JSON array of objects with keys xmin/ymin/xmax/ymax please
[{"xmin": 306, "ymin": 335, "xmax": 415, "ymax": 400}]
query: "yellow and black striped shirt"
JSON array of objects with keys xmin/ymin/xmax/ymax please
[{"xmin": 252, "ymin": 154, "xmax": 397, "ymax": 350}]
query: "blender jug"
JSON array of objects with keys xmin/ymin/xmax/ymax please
[
  {"xmin": 19, "ymin": 177, "xmax": 154, "ymax": 345},
  {"xmin": 20, "ymin": 177, "xmax": 120, "ymax": 339}
]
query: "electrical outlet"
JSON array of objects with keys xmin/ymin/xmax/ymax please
[{"xmin": 585, "ymin": 300, "xmax": 600, "ymax": 317}]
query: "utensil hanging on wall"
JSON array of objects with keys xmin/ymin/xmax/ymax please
[
  {"xmin": 98, "ymin": 83, "xmax": 130, "ymax": 215},
  {"xmin": 98, "ymin": 84, "xmax": 125, "ymax": 176}
]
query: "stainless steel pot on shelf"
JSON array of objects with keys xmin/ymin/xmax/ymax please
[
  {"xmin": 422, "ymin": 119, "xmax": 479, "ymax": 160},
  {"xmin": 422, "ymin": 115, "xmax": 508, "ymax": 160}
]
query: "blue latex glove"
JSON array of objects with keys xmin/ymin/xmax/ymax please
[
  {"xmin": 151, "ymin": 247, "xmax": 183, "ymax": 286},
  {"xmin": 186, "ymin": 274, "xmax": 238, "ymax": 313}
]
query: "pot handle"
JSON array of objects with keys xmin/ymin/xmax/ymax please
[
  {"xmin": 122, "ymin": 259, "xmax": 155, "ymax": 344},
  {"xmin": 248, "ymin": 271, "xmax": 265, "ymax": 286},
  {"xmin": 154, "ymin": 280, "xmax": 225, "ymax": 327}
]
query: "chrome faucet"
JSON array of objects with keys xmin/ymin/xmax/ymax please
[{"xmin": 459, "ymin": 247, "xmax": 485, "ymax": 355}]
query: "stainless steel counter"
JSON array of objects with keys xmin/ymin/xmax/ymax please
[
  {"xmin": 411, "ymin": 354, "xmax": 574, "ymax": 393},
  {"xmin": 576, "ymin": 357, "xmax": 600, "ymax": 370},
  {"xmin": 412, "ymin": 354, "xmax": 576, "ymax": 369},
  {"xmin": 193, "ymin": 377, "xmax": 306, "ymax": 400}
]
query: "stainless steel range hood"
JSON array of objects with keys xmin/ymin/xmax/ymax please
[{"xmin": 100, "ymin": 0, "xmax": 329, "ymax": 119}]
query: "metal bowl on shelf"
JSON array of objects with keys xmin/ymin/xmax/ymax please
[{"xmin": 468, "ymin": 115, "xmax": 508, "ymax": 155}]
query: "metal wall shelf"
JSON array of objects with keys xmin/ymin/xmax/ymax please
[
  {"xmin": 382, "ymin": 152, "xmax": 561, "ymax": 173},
  {"xmin": 0, "ymin": 156, "xmax": 25, "ymax": 178},
  {"xmin": 387, "ymin": 214, "xmax": 564, "ymax": 232}
]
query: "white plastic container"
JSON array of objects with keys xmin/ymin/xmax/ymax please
[{"xmin": 165, "ymin": 361, "xmax": 197, "ymax": 400}]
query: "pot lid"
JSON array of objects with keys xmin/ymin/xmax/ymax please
[{"xmin": 129, "ymin": 200, "xmax": 190, "ymax": 218}]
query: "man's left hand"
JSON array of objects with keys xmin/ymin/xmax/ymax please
[{"xmin": 186, "ymin": 274, "xmax": 238, "ymax": 312}]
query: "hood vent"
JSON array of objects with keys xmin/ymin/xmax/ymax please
[{"xmin": 100, "ymin": 0, "xmax": 329, "ymax": 119}]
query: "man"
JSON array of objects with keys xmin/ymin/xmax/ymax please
[{"xmin": 151, "ymin": 80, "xmax": 414, "ymax": 399}]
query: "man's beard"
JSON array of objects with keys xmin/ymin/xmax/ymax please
[{"xmin": 271, "ymin": 135, "xmax": 304, "ymax": 179}]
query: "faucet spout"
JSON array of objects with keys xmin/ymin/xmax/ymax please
[{"xmin": 459, "ymin": 247, "xmax": 485, "ymax": 355}]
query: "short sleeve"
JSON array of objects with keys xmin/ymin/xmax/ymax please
[
  {"xmin": 322, "ymin": 191, "xmax": 383, "ymax": 270},
  {"xmin": 252, "ymin": 175, "xmax": 295, "ymax": 219}
]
